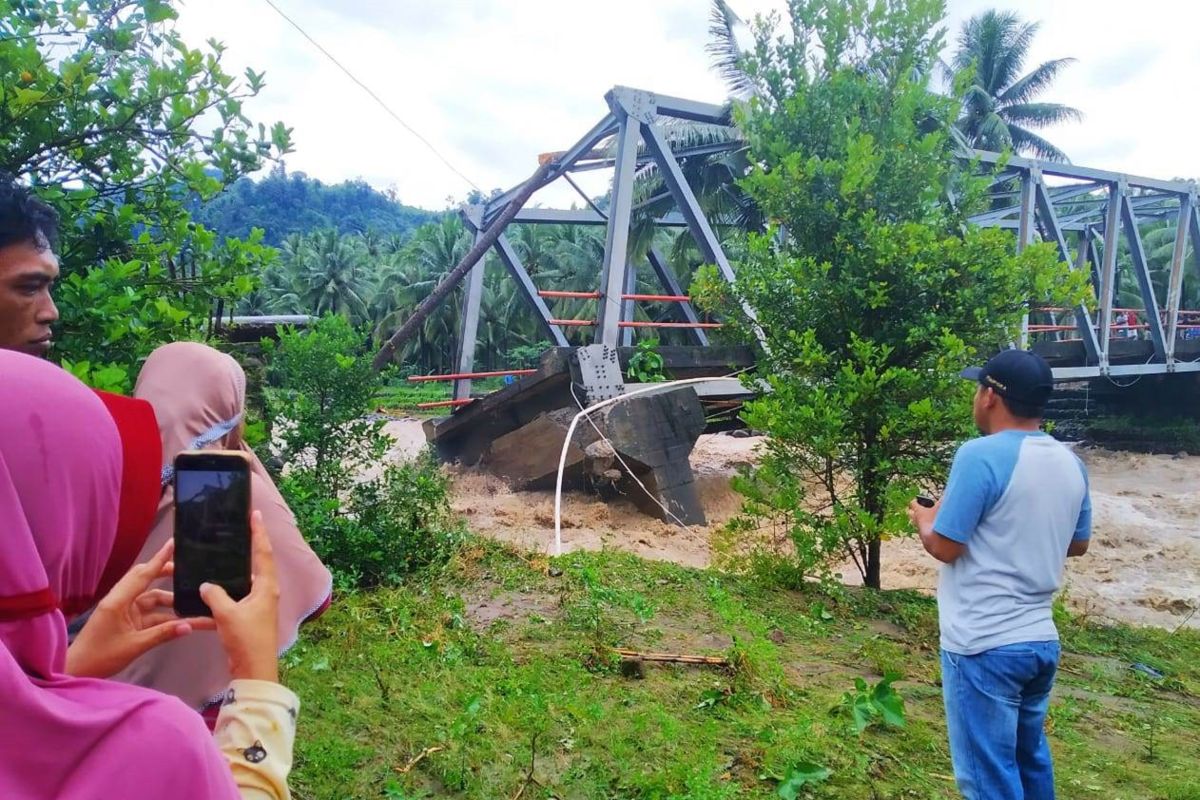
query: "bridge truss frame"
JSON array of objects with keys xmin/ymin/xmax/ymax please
[
  {"xmin": 967, "ymin": 152, "xmax": 1200, "ymax": 380},
  {"xmin": 428, "ymin": 85, "xmax": 1200, "ymax": 401}
]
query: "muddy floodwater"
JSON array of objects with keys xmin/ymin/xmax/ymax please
[{"xmin": 383, "ymin": 419, "xmax": 1198, "ymax": 631}]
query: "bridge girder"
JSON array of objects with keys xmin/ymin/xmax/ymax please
[{"xmin": 440, "ymin": 87, "xmax": 1200, "ymax": 399}]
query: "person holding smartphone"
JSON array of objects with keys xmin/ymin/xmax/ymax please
[
  {"xmin": 110, "ymin": 342, "xmax": 333, "ymax": 726},
  {"xmin": 1, "ymin": 350, "xmax": 297, "ymax": 800},
  {"xmin": 908, "ymin": 350, "xmax": 1092, "ymax": 800}
]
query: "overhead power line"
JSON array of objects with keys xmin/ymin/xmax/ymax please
[{"xmin": 259, "ymin": 0, "xmax": 481, "ymax": 192}]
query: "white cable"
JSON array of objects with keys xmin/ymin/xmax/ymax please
[{"xmin": 553, "ymin": 375, "xmax": 751, "ymax": 556}]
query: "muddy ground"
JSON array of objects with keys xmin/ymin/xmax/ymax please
[{"xmin": 383, "ymin": 419, "xmax": 1198, "ymax": 631}]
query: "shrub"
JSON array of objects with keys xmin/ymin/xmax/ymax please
[
  {"xmin": 282, "ymin": 451, "xmax": 462, "ymax": 590},
  {"xmin": 264, "ymin": 314, "xmax": 460, "ymax": 589}
]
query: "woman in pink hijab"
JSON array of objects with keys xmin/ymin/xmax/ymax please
[
  {"xmin": 113, "ymin": 342, "xmax": 333, "ymax": 719},
  {"xmin": 0, "ymin": 350, "xmax": 296, "ymax": 799}
]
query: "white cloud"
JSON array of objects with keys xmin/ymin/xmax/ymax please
[{"xmin": 174, "ymin": 0, "xmax": 1200, "ymax": 210}]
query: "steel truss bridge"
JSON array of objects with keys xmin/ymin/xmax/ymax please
[{"xmin": 406, "ymin": 86, "xmax": 1200, "ymax": 407}]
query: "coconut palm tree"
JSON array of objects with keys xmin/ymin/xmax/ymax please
[
  {"xmin": 292, "ymin": 230, "xmax": 373, "ymax": 322},
  {"xmin": 949, "ymin": 10, "xmax": 1081, "ymax": 162}
]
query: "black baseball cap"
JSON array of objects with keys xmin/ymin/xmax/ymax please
[{"xmin": 960, "ymin": 350, "xmax": 1053, "ymax": 408}]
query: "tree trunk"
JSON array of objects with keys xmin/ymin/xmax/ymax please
[
  {"xmin": 865, "ymin": 537, "xmax": 882, "ymax": 590},
  {"xmin": 371, "ymin": 161, "xmax": 553, "ymax": 371},
  {"xmin": 861, "ymin": 434, "xmax": 885, "ymax": 590}
]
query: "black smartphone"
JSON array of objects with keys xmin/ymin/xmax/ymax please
[
  {"xmin": 916, "ymin": 494, "xmax": 936, "ymax": 508},
  {"xmin": 173, "ymin": 450, "xmax": 252, "ymax": 617}
]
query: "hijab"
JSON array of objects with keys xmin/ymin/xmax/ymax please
[
  {"xmin": 0, "ymin": 351, "xmax": 241, "ymax": 800},
  {"xmin": 113, "ymin": 342, "xmax": 333, "ymax": 710}
]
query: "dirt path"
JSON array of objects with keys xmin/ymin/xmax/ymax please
[{"xmin": 385, "ymin": 420, "xmax": 1199, "ymax": 631}]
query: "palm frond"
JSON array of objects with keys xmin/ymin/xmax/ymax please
[
  {"xmin": 1008, "ymin": 125, "xmax": 1071, "ymax": 162},
  {"xmin": 1001, "ymin": 101, "xmax": 1083, "ymax": 128},
  {"xmin": 997, "ymin": 58, "xmax": 1078, "ymax": 106},
  {"xmin": 706, "ymin": 0, "xmax": 756, "ymax": 98}
]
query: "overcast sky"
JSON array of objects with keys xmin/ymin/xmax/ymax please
[{"xmin": 174, "ymin": 0, "xmax": 1200, "ymax": 210}]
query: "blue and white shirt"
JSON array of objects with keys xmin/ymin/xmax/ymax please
[{"xmin": 934, "ymin": 430, "xmax": 1091, "ymax": 655}]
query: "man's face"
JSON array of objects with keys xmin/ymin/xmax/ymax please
[{"xmin": 0, "ymin": 239, "xmax": 60, "ymax": 357}]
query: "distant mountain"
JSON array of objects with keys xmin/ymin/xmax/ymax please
[{"xmin": 196, "ymin": 169, "xmax": 439, "ymax": 246}]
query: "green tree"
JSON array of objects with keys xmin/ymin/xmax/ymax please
[
  {"xmin": 949, "ymin": 9, "xmax": 1081, "ymax": 161},
  {"xmin": 0, "ymin": 0, "xmax": 289, "ymax": 389},
  {"xmin": 263, "ymin": 315, "xmax": 460, "ymax": 589},
  {"xmin": 195, "ymin": 170, "xmax": 436, "ymax": 246},
  {"xmin": 701, "ymin": 0, "xmax": 1086, "ymax": 588},
  {"xmin": 292, "ymin": 230, "xmax": 373, "ymax": 322}
]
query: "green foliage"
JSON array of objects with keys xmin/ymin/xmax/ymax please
[
  {"xmin": 195, "ymin": 168, "xmax": 436, "ymax": 247},
  {"xmin": 1, "ymin": 0, "xmax": 288, "ymax": 389},
  {"xmin": 838, "ymin": 674, "xmax": 906, "ymax": 734},
  {"xmin": 284, "ymin": 545, "xmax": 1200, "ymax": 799},
  {"xmin": 283, "ymin": 450, "xmax": 461, "ymax": 591},
  {"xmin": 263, "ymin": 315, "xmax": 460, "ymax": 589},
  {"xmin": 700, "ymin": 0, "xmax": 1088, "ymax": 587},
  {"xmin": 777, "ymin": 762, "xmax": 832, "ymax": 798},
  {"xmin": 627, "ymin": 336, "xmax": 668, "ymax": 382},
  {"xmin": 264, "ymin": 315, "xmax": 384, "ymax": 495},
  {"xmin": 504, "ymin": 341, "xmax": 552, "ymax": 370}
]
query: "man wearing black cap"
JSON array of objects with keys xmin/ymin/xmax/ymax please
[{"xmin": 908, "ymin": 349, "xmax": 1092, "ymax": 800}]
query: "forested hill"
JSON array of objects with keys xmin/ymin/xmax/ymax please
[{"xmin": 196, "ymin": 170, "xmax": 439, "ymax": 246}]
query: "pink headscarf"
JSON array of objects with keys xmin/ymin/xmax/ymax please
[
  {"xmin": 0, "ymin": 351, "xmax": 240, "ymax": 799},
  {"xmin": 114, "ymin": 342, "xmax": 333, "ymax": 710}
]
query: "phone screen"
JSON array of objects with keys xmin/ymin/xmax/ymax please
[{"xmin": 173, "ymin": 453, "xmax": 251, "ymax": 617}]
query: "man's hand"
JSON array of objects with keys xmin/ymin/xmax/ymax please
[
  {"xmin": 66, "ymin": 540, "xmax": 216, "ymax": 679},
  {"xmin": 908, "ymin": 497, "xmax": 967, "ymax": 564},
  {"xmin": 201, "ymin": 511, "xmax": 281, "ymax": 683}
]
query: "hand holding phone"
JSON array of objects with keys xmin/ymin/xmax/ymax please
[
  {"xmin": 66, "ymin": 539, "xmax": 216, "ymax": 679},
  {"xmin": 916, "ymin": 494, "xmax": 937, "ymax": 509},
  {"xmin": 201, "ymin": 510, "xmax": 281, "ymax": 683},
  {"xmin": 173, "ymin": 451, "xmax": 252, "ymax": 617}
]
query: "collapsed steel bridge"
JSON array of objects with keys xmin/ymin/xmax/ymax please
[{"xmin": 407, "ymin": 85, "xmax": 1200, "ymax": 402}]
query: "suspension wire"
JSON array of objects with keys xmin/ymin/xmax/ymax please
[{"xmin": 259, "ymin": 0, "xmax": 481, "ymax": 192}]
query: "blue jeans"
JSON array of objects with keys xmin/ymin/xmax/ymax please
[{"xmin": 941, "ymin": 641, "xmax": 1060, "ymax": 800}]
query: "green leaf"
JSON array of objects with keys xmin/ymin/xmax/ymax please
[
  {"xmin": 777, "ymin": 762, "xmax": 832, "ymax": 798},
  {"xmin": 871, "ymin": 678, "xmax": 907, "ymax": 728},
  {"xmin": 143, "ymin": 0, "xmax": 178, "ymax": 23}
]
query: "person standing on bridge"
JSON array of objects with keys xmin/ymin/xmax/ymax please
[{"xmin": 908, "ymin": 349, "xmax": 1092, "ymax": 800}]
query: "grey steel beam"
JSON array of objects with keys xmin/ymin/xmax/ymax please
[
  {"xmin": 971, "ymin": 180, "xmax": 1102, "ymax": 225},
  {"xmin": 1087, "ymin": 231, "xmax": 1102, "ymax": 300},
  {"xmin": 984, "ymin": 219, "xmax": 1088, "ymax": 232},
  {"xmin": 1120, "ymin": 193, "xmax": 1168, "ymax": 361},
  {"xmin": 1016, "ymin": 175, "xmax": 1035, "ymax": 250},
  {"xmin": 642, "ymin": 122, "xmax": 762, "ymax": 338},
  {"xmin": 609, "ymin": 85, "xmax": 730, "ymax": 125},
  {"xmin": 488, "ymin": 232, "xmax": 569, "ymax": 347},
  {"xmin": 567, "ymin": 139, "xmax": 742, "ymax": 174},
  {"xmin": 620, "ymin": 261, "xmax": 637, "ymax": 347},
  {"xmin": 452, "ymin": 220, "xmax": 488, "ymax": 401},
  {"xmin": 1165, "ymin": 193, "xmax": 1195, "ymax": 358},
  {"xmin": 1052, "ymin": 361, "xmax": 1200, "ymax": 381},
  {"xmin": 1033, "ymin": 176, "xmax": 1100, "ymax": 362},
  {"xmin": 973, "ymin": 150, "xmax": 1197, "ymax": 195},
  {"xmin": 642, "ymin": 123, "xmax": 736, "ymax": 283},
  {"xmin": 1098, "ymin": 183, "xmax": 1121, "ymax": 367},
  {"xmin": 647, "ymin": 248, "xmax": 708, "ymax": 345},
  {"xmin": 1076, "ymin": 228, "xmax": 1101, "ymax": 303},
  {"xmin": 512, "ymin": 207, "xmax": 688, "ymax": 227},
  {"xmin": 594, "ymin": 112, "xmax": 641, "ymax": 345},
  {"xmin": 1057, "ymin": 193, "xmax": 1179, "ymax": 227},
  {"xmin": 483, "ymin": 112, "xmax": 618, "ymax": 225},
  {"xmin": 1016, "ymin": 175, "xmax": 1035, "ymax": 347}
]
